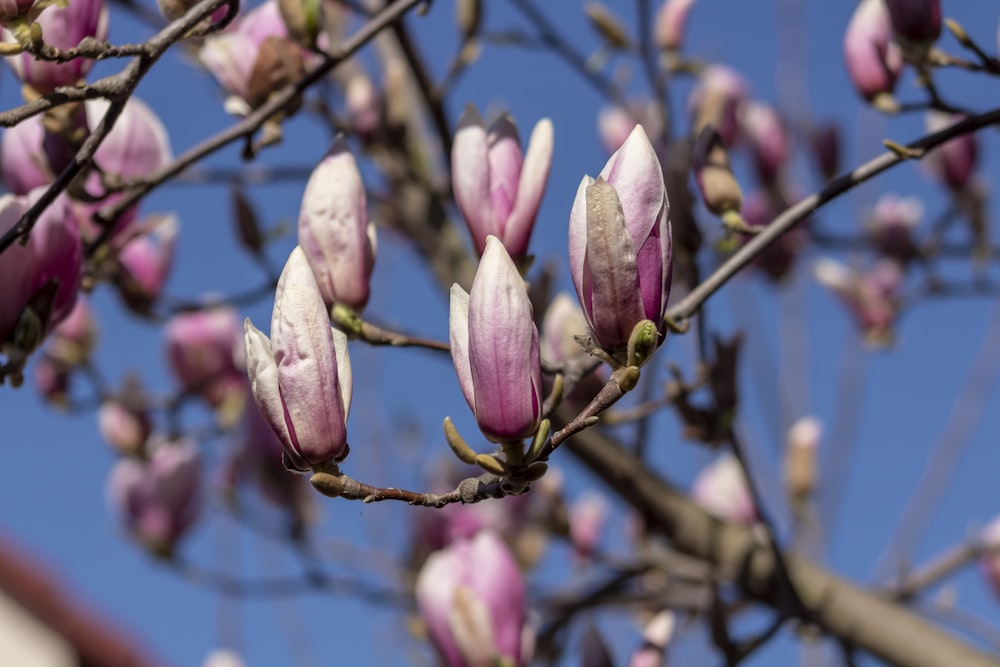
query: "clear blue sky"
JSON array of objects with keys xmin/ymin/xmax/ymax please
[{"xmin": 3, "ymin": 1, "xmax": 1000, "ymax": 665}]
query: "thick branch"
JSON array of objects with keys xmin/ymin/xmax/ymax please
[{"xmin": 562, "ymin": 416, "xmax": 1000, "ymax": 667}]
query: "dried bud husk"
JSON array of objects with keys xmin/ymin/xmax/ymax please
[
  {"xmin": 231, "ymin": 183, "xmax": 264, "ymax": 255},
  {"xmin": 246, "ymin": 36, "xmax": 306, "ymax": 110}
]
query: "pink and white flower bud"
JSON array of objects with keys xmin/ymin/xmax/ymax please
[
  {"xmin": 628, "ymin": 611, "xmax": 675, "ymax": 667},
  {"xmin": 297, "ymin": 137, "xmax": 376, "ymax": 311},
  {"xmin": 0, "ymin": 115, "xmax": 52, "ymax": 195},
  {"xmin": 0, "ymin": 190, "xmax": 82, "ymax": 344},
  {"xmin": 244, "ymin": 247, "xmax": 353, "ymax": 470},
  {"xmin": 98, "ymin": 399, "xmax": 152, "ymax": 456},
  {"xmin": 202, "ymin": 649, "xmax": 244, "ymax": 667},
  {"xmin": 80, "ymin": 98, "xmax": 171, "ymax": 239},
  {"xmin": 416, "ymin": 530, "xmax": 527, "ymax": 667},
  {"xmin": 654, "ymin": 0, "xmax": 695, "ymax": 52},
  {"xmin": 450, "ymin": 236, "xmax": 542, "ymax": 443},
  {"xmin": 814, "ymin": 258, "xmax": 903, "ymax": 347},
  {"xmin": 597, "ymin": 102, "xmax": 663, "ymax": 156},
  {"xmin": 689, "ymin": 65, "xmax": 748, "ymax": 146},
  {"xmin": 843, "ymin": 0, "xmax": 902, "ymax": 111},
  {"xmin": 691, "ymin": 453, "xmax": 756, "ymax": 523},
  {"xmin": 884, "ymin": 0, "xmax": 940, "ymax": 57},
  {"xmin": 346, "ymin": 72, "xmax": 381, "ymax": 139},
  {"xmin": 569, "ymin": 491, "xmax": 608, "ymax": 559},
  {"xmin": 452, "ymin": 105, "xmax": 554, "ymax": 263},
  {"xmin": 924, "ymin": 112, "xmax": 977, "ymax": 193},
  {"xmin": 569, "ymin": 124, "xmax": 672, "ymax": 358},
  {"xmin": 6, "ymin": 0, "xmax": 108, "ymax": 94},
  {"xmin": 114, "ymin": 214, "xmax": 178, "ymax": 313},
  {"xmin": 980, "ymin": 516, "xmax": 1000, "ymax": 598},
  {"xmin": 866, "ymin": 193, "xmax": 922, "ymax": 263},
  {"xmin": 739, "ymin": 101, "xmax": 790, "ymax": 184},
  {"xmin": 107, "ymin": 438, "xmax": 201, "ymax": 557},
  {"xmin": 48, "ymin": 295, "xmax": 96, "ymax": 363},
  {"xmin": 34, "ymin": 351, "xmax": 71, "ymax": 406},
  {"xmin": 164, "ymin": 306, "xmax": 245, "ymax": 408}
]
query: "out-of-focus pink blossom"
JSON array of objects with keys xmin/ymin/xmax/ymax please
[
  {"xmin": 569, "ymin": 492, "xmax": 608, "ymax": 559},
  {"xmin": 114, "ymin": 214, "xmax": 178, "ymax": 313},
  {"xmin": 452, "ymin": 105, "xmax": 554, "ymax": 263},
  {"xmin": 739, "ymin": 101, "xmax": 790, "ymax": 184},
  {"xmin": 0, "ymin": 190, "xmax": 82, "ymax": 345},
  {"xmin": 784, "ymin": 416, "xmax": 821, "ymax": 508},
  {"xmin": 924, "ymin": 112, "xmax": 977, "ymax": 193},
  {"xmin": 98, "ymin": 399, "xmax": 152, "ymax": 456},
  {"xmin": 843, "ymin": 0, "xmax": 902, "ymax": 111},
  {"xmin": 202, "ymin": 649, "xmax": 245, "ymax": 667},
  {"xmin": 416, "ymin": 530, "xmax": 527, "ymax": 667},
  {"xmin": 6, "ymin": 0, "xmax": 108, "ymax": 94},
  {"xmin": 165, "ymin": 305, "xmax": 246, "ymax": 409},
  {"xmin": 654, "ymin": 0, "xmax": 695, "ymax": 52},
  {"xmin": 814, "ymin": 257, "xmax": 904, "ymax": 347},
  {"xmin": 884, "ymin": 0, "xmax": 940, "ymax": 56},
  {"xmin": 34, "ymin": 351, "xmax": 71, "ymax": 406},
  {"xmin": 689, "ymin": 65, "xmax": 748, "ymax": 146},
  {"xmin": 740, "ymin": 189, "xmax": 808, "ymax": 282},
  {"xmin": 0, "ymin": 115, "xmax": 51, "ymax": 195},
  {"xmin": 811, "ymin": 122, "xmax": 841, "ymax": 181},
  {"xmin": 691, "ymin": 453, "xmax": 756, "ymax": 524},
  {"xmin": 107, "ymin": 438, "xmax": 201, "ymax": 557},
  {"xmin": 346, "ymin": 72, "xmax": 381, "ymax": 140},
  {"xmin": 0, "ymin": 0, "xmax": 42, "ymax": 23},
  {"xmin": 866, "ymin": 194, "xmax": 922, "ymax": 263},
  {"xmin": 596, "ymin": 102, "xmax": 662, "ymax": 156}
]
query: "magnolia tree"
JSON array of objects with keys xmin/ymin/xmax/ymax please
[{"xmin": 3, "ymin": 0, "xmax": 1000, "ymax": 665}]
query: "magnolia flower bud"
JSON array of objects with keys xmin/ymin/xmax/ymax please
[
  {"xmin": 843, "ymin": 0, "xmax": 902, "ymax": 112},
  {"xmin": 416, "ymin": 531, "xmax": 527, "ymax": 667},
  {"xmin": 98, "ymin": 397, "xmax": 152, "ymax": 456},
  {"xmin": 596, "ymin": 102, "xmax": 662, "ymax": 155},
  {"xmin": 0, "ymin": 0, "xmax": 41, "ymax": 23},
  {"xmin": 450, "ymin": 236, "xmax": 542, "ymax": 443},
  {"xmin": 114, "ymin": 214, "xmax": 178, "ymax": 314},
  {"xmin": 202, "ymin": 649, "xmax": 245, "ymax": 667},
  {"xmin": 814, "ymin": 258, "xmax": 903, "ymax": 347},
  {"xmin": 164, "ymin": 306, "xmax": 246, "ymax": 409},
  {"xmin": 107, "ymin": 438, "xmax": 201, "ymax": 557},
  {"xmin": 784, "ymin": 416, "xmax": 821, "ymax": 509},
  {"xmin": 739, "ymin": 101, "xmax": 789, "ymax": 184},
  {"xmin": 6, "ymin": 0, "xmax": 108, "ymax": 94},
  {"xmin": 569, "ymin": 491, "xmax": 608, "ymax": 559},
  {"xmin": 654, "ymin": 0, "xmax": 695, "ymax": 52},
  {"xmin": 34, "ymin": 351, "xmax": 71, "ymax": 406},
  {"xmin": 345, "ymin": 72, "xmax": 381, "ymax": 139},
  {"xmin": 691, "ymin": 453, "xmax": 756, "ymax": 524},
  {"xmin": 884, "ymin": 0, "xmax": 940, "ymax": 61},
  {"xmin": 245, "ymin": 247, "xmax": 353, "ymax": 471},
  {"xmin": 866, "ymin": 194, "xmax": 922, "ymax": 263},
  {"xmin": 0, "ymin": 114, "xmax": 52, "ymax": 194},
  {"xmin": 925, "ymin": 112, "xmax": 977, "ymax": 193},
  {"xmin": 569, "ymin": 125, "xmax": 672, "ymax": 362},
  {"xmin": 0, "ymin": 190, "xmax": 82, "ymax": 346},
  {"xmin": 298, "ymin": 137, "xmax": 376, "ymax": 311},
  {"xmin": 452, "ymin": 105, "xmax": 553, "ymax": 263},
  {"xmin": 246, "ymin": 36, "xmax": 305, "ymax": 109},
  {"xmin": 810, "ymin": 122, "xmax": 841, "ymax": 181},
  {"xmin": 692, "ymin": 125, "xmax": 742, "ymax": 222},
  {"xmin": 689, "ymin": 65, "xmax": 748, "ymax": 146}
]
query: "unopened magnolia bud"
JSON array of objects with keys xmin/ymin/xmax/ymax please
[
  {"xmin": 98, "ymin": 398, "xmax": 152, "ymax": 456},
  {"xmin": 246, "ymin": 36, "xmax": 306, "ymax": 110},
  {"xmin": 811, "ymin": 122, "xmax": 841, "ymax": 181},
  {"xmin": 784, "ymin": 416, "xmax": 821, "ymax": 509},
  {"xmin": 654, "ymin": 0, "xmax": 695, "ymax": 52},
  {"xmin": 584, "ymin": 2, "xmax": 630, "ymax": 50},
  {"xmin": 693, "ymin": 126, "xmax": 742, "ymax": 219}
]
